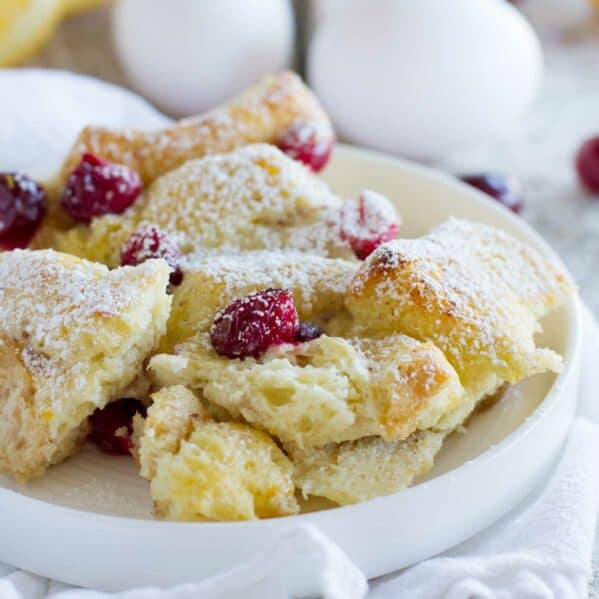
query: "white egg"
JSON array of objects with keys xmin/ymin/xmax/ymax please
[
  {"xmin": 112, "ymin": 0, "xmax": 295, "ymax": 117},
  {"xmin": 308, "ymin": 0, "xmax": 543, "ymax": 160}
]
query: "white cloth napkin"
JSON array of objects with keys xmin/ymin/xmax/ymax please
[{"xmin": 1, "ymin": 69, "xmax": 598, "ymax": 599}]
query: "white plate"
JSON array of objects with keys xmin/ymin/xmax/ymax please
[{"xmin": 0, "ymin": 145, "xmax": 582, "ymax": 595}]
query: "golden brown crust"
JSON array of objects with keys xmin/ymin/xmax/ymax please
[
  {"xmin": 51, "ymin": 145, "xmax": 353, "ymax": 267},
  {"xmin": 58, "ymin": 71, "xmax": 332, "ymax": 187},
  {"xmin": 345, "ymin": 219, "xmax": 572, "ymax": 400}
]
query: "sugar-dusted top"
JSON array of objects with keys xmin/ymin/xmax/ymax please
[
  {"xmin": 0, "ymin": 249, "xmax": 168, "ymax": 362},
  {"xmin": 55, "ymin": 144, "xmax": 357, "ymax": 267},
  {"xmin": 184, "ymin": 249, "xmax": 357, "ymax": 309},
  {"xmin": 354, "ymin": 218, "xmax": 572, "ymax": 319},
  {"xmin": 138, "ymin": 144, "xmax": 347, "ymax": 254},
  {"xmin": 59, "ymin": 71, "xmax": 334, "ymax": 186},
  {"xmin": 346, "ymin": 218, "xmax": 572, "ymax": 396}
]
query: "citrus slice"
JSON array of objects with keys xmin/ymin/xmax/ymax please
[
  {"xmin": 0, "ymin": 0, "xmax": 64, "ymax": 67},
  {"xmin": 62, "ymin": 0, "xmax": 106, "ymax": 17}
]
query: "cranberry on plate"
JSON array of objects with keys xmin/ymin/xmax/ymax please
[
  {"xmin": 278, "ymin": 121, "xmax": 335, "ymax": 173},
  {"xmin": 121, "ymin": 224, "xmax": 183, "ymax": 286},
  {"xmin": 61, "ymin": 153, "xmax": 142, "ymax": 223},
  {"xmin": 576, "ymin": 136, "xmax": 599, "ymax": 194},
  {"xmin": 210, "ymin": 288, "xmax": 300, "ymax": 359},
  {"xmin": 460, "ymin": 173, "xmax": 523, "ymax": 213},
  {"xmin": 89, "ymin": 398, "xmax": 146, "ymax": 455},
  {"xmin": 0, "ymin": 172, "xmax": 46, "ymax": 249}
]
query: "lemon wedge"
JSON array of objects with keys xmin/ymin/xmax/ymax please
[
  {"xmin": 62, "ymin": 0, "xmax": 106, "ymax": 17},
  {"xmin": 0, "ymin": 0, "xmax": 107, "ymax": 67},
  {"xmin": 0, "ymin": 0, "xmax": 63, "ymax": 66}
]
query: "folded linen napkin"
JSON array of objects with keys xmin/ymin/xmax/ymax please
[{"xmin": 0, "ymin": 69, "xmax": 597, "ymax": 599}]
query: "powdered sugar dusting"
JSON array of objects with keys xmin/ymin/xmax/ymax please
[
  {"xmin": 340, "ymin": 190, "xmax": 400, "ymax": 259},
  {"xmin": 348, "ymin": 218, "xmax": 572, "ymax": 389},
  {"xmin": 61, "ymin": 72, "xmax": 334, "ymax": 186},
  {"xmin": 133, "ymin": 144, "xmax": 353, "ymax": 258},
  {"xmin": 183, "ymin": 249, "xmax": 357, "ymax": 316},
  {"xmin": 0, "ymin": 250, "xmax": 166, "ymax": 412}
]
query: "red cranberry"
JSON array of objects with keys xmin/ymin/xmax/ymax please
[
  {"xmin": 89, "ymin": 398, "xmax": 146, "ymax": 455},
  {"xmin": 460, "ymin": 173, "xmax": 523, "ymax": 213},
  {"xmin": 121, "ymin": 225, "xmax": 183, "ymax": 286},
  {"xmin": 295, "ymin": 322, "xmax": 323, "ymax": 343},
  {"xmin": 210, "ymin": 288, "xmax": 299, "ymax": 359},
  {"xmin": 576, "ymin": 136, "xmax": 599, "ymax": 194},
  {"xmin": 278, "ymin": 121, "xmax": 335, "ymax": 173},
  {"xmin": 340, "ymin": 190, "xmax": 400, "ymax": 260},
  {"xmin": 0, "ymin": 173, "xmax": 46, "ymax": 249},
  {"xmin": 61, "ymin": 153, "xmax": 142, "ymax": 223}
]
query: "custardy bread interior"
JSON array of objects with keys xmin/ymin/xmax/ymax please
[{"xmin": 0, "ymin": 250, "xmax": 171, "ymax": 481}]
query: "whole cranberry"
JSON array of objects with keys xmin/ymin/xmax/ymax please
[
  {"xmin": 576, "ymin": 136, "xmax": 599, "ymax": 194},
  {"xmin": 61, "ymin": 153, "xmax": 142, "ymax": 223},
  {"xmin": 210, "ymin": 288, "xmax": 299, "ymax": 359},
  {"xmin": 295, "ymin": 322, "xmax": 323, "ymax": 343},
  {"xmin": 340, "ymin": 190, "xmax": 400, "ymax": 260},
  {"xmin": 460, "ymin": 173, "xmax": 523, "ymax": 213},
  {"xmin": 278, "ymin": 121, "xmax": 335, "ymax": 173},
  {"xmin": 0, "ymin": 173, "xmax": 46, "ymax": 249},
  {"xmin": 89, "ymin": 398, "xmax": 146, "ymax": 455},
  {"xmin": 121, "ymin": 225, "xmax": 183, "ymax": 286}
]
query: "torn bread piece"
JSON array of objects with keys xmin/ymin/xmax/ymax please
[
  {"xmin": 162, "ymin": 250, "xmax": 357, "ymax": 351},
  {"xmin": 58, "ymin": 71, "xmax": 333, "ymax": 187},
  {"xmin": 132, "ymin": 385, "xmax": 209, "ymax": 480},
  {"xmin": 149, "ymin": 333, "xmax": 465, "ymax": 449},
  {"xmin": 0, "ymin": 250, "xmax": 171, "ymax": 481},
  {"xmin": 287, "ymin": 430, "xmax": 446, "ymax": 506},
  {"xmin": 52, "ymin": 144, "xmax": 355, "ymax": 267},
  {"xmin": 32, "ymin": 72, "xmax": 334, "ymax": 245},
  {"xmin": 136, "ymin": 386, "xmax": 299, "ymax": 521},
  {"xmin": 345, "ymin": 218, "xmax": 573, "ymax": 402}
]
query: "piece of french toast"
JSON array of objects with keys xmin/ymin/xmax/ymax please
[
  {"xmin": 345, "ymin": 218, "xmax": 573, "ymax": 402},
  {"xmin": 32, "ymin": 71, "xmax": 334, "ymax": 247},
  {"xmin": 149, "ymin": 331, "xmax": 465, "ymax": 449},
  {"xmin": 51, "ymin": 144, "xmax": 357, "ymax": 267},
  {"xmin": 135, "ymin": 385, "xmax": 299, "ymax": 521},
  {"xmin": 162, "ymin": 250, "xmax": 358, "ymax": 351},
  {"xmin": 287, "ymin": 430, "xmax": 446, "ymax": 506},
  {"xmin": 59, "ymin": 71, "xmax": 333, "ymax": 188},
  {"xmin": 0, "ymin": 250, "xmax": 171, "ymax": 481}
]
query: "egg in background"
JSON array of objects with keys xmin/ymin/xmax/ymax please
[
  {"xmin": 308, "ymin": 0, "xmax": 543, "ymax": 160},
  {"xmin": 112, "ymin": 0, "xmax": 295, "ymax": 117}
]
